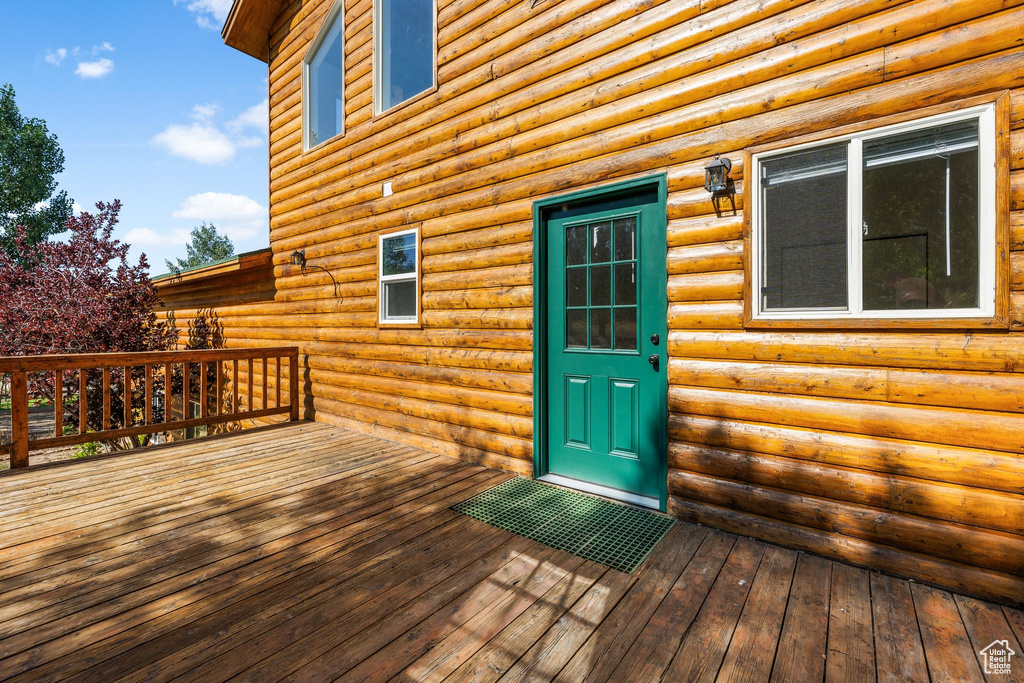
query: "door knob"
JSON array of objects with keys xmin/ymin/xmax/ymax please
[
  {"xmin": 650, "ymin": 334, "xmax": 660, "ymax": 345},
  {"xmin": 648, "ymin": 354, "xmax": 660, "ymax": 371}
]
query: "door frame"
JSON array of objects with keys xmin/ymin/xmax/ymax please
[{"xmin": 532, "ymin": 174, "xmax": 669, "ymax": 512}]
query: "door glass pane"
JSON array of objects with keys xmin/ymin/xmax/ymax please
[
  {"xmin": 566, "ymin": 226, "xmax": 587, "ymax": 265},
  {"xmin": 566, "ymin": 268, "xmax": 587, "ymax": 307},
  {"xmin": 566, "ymin": 310, "xmax": 588, "ymax": 348},
  {"xmin": 590, "ymin": 222, "xmax": 611, "ymax": 263},
  {"xmin": 761, "ymin": 143, "xmax": 849, "ymax": 310},
  {"xmin": 614, "ymin": 217, "xmax": 637, "ymax": 261},
  {"xmin": 614, "ymin": 309, "xmax": 637, "ymax": 350},
  {"xmin": 382, "ymin": 232, "xmax": 417, "ymax": 275},
  {"xmin": 307, "ymin": 15, "xmax": 345, "ymax": 148},
  {"xmin": 378, "ymin": 0, "xmax": 434, "ymax": 111},
  {"xmin": 384, "ymin": 279, "xmax": 417, "ymax": 318},
  {"xmin": 862, "ymin": 120, "xmax": 979, "ymax": 310},
  {"xmin": 590, "ymin": 265, "xmax": 611, "ymax": 306},
  {"xmin": 590, "ymin": 308, "xmax": 612, "ymax": 349},
  {"xmin": 614, "ymin": 263, "xmax": 636, "ymax": 306}
]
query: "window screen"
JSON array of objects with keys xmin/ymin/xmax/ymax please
[{"xmin": 760, "ymin": 143, "xmax": 849, "ymax": 311}]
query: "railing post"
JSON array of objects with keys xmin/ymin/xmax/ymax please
[
  {"xmin": 289, "ymin": 352, "xmax": 300, "ymax": 422},
  {"xmin": 10, "ymin": 371, "xmax": 29, "ymax": 469}
]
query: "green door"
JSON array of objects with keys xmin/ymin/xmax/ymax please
[{"xmin": 542, "ymin": 186, "xmax": 668, "ymax": 507}]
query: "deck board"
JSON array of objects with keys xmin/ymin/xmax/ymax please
[{"xmin": 0, "ymin": 422, "xmax": 1015, "ymax": 682}]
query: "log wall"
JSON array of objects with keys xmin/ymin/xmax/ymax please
[{"xmin": 156, "ymin": 0, "xmax": 1024, "ymax": 605}]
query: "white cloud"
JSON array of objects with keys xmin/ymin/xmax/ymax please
[
  {"xmin": 226, "ymin": 99, "xmax": 268, "ymax": 134},
  {"xmin": 172, "ymin": 192, "xmax": 267, "ymax": 240},
  {"xmin": 177, "ymin": 0, "xmax": 233, "ymax": 29},
  {"xmin": 44, "ymin": 48, "xmax": 68, "ymax": 66},
  {"xmin": 92, "ymin": 42, "xmax": 115, "ymax": 55},
  {"xmin": 152, "ymin": 123, "xmax": 236, "ymax": 164},
  {"xmin": 191, "ymin": 103, "xmax": 221, "ymax": 123},
  {"xmin": 124, "ymin": 227, "xmax": 192, "ymax": 248},
  {"xmin": 75, "ymin": 58, "xmax": 115, "ymax": 79},
  {"xmin": 153, "ymin": 99, "xmax": 267, "ymax": 165}
]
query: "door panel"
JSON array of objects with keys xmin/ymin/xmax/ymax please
[{"xmin": 543, "ymin": 189, "xmax": 667, "ymax": 504}]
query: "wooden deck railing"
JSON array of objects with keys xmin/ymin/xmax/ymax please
[{"xmin": 1, "ymin": 347, "xmax": 300, "ymax": 468}]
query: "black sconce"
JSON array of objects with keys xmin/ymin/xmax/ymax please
[
  {"xmin": 704, "ymin": 155, "xmax": 732, "ymax": 194},
  {"xmin": 289, "ymin": 248, "xmax": 339, "ymax": 297}
]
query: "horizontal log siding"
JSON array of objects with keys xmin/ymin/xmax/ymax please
[{"xmin": 157, "ymin": 0, "xmax": 1024, "ymax": 604}]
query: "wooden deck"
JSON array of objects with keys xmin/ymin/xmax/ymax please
[{"xmin": 0, "ymin": 422, "xmax": 1020, "ymax": 682}]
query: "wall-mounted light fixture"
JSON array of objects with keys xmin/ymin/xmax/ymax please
[
  {"xmin": 289, "ymin": 248, "xmax": 339, "ymax": 297},
  {"xmin": 704, "ymin": 155, "xmax": 732, "ymax": 194}
]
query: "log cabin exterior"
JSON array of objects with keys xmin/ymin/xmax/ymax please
[{"xmin": 154, "ymin": 0, "xmax": 1024, "ymax": 606}]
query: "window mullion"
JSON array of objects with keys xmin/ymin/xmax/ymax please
[{"xmin": 848, "ymin": 137, "xmax": 864, "ymax": 316}]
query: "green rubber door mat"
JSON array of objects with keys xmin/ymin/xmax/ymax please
[{"xmin": 452, "ymin": 477, "xmax": 675, "ymax": 573}]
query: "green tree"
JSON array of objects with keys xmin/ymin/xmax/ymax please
[
  {"xmin": 0, "ymin": 84, "xmax": 73, "ymax": 254},
  {"xmin": 165, "ymin": 222, "xmax": 235, "ymax": 273}
]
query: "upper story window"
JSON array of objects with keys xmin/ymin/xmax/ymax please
[
  {"xmin": 375, "ymin": 0, "xmax": 436, "ymax": 114},
  {"xmin": 303, "ymin": 0, "xmax": 345, "ymax": 150},
  {"xmin": 750, "ymin": 104, "xmax": 997, "ymax": 322},
  {"xmin": 379, "ymin": 227, "xmax": 420, "ymax": 325}
]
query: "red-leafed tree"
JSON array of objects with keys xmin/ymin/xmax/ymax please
[{"xmin": 0, "ymin": 200, "xmax": 176, "ymax": 446}]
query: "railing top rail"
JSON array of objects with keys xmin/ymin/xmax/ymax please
[{"xmin": 0, "ymin": 347, "xmax": 299, "ymax": 374}]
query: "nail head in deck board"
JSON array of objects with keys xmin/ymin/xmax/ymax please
[
  {"xmin": 288, "ymin": 535, "xmax": 539, "ymax": 681},
  {"xmin": 662, "ymin": 536, "xmax": 767, "ymax": 682},
  {"xmin": 826, "ymin": 563, "xmax": 875, "ymax": 683},
  {"xmin": 496, "ymin": 564, "xmax": 638, "ymax": 682},
  {"xmin": 870, "ymin": 572, "xmax": 929, "ymax": 683},
  {"xmin": 207, "ymin": 516, "xmax": 499, "ymax": 682},
  {"xmin": 716, "ymin": 545, "xmax": 799, "ymax": 682},
  {"xmin": 770, "ymin": 554, "xmax": 831, "ymax": 683},
  {"xmin": 610, "ymin": 530, "xmax": 735, "ymax": 681},
  {"xmin": 553, "ymin": 523, "xmax": 707, "ymax": 682},
  {"xmin": 913, "ymin": 583, "xmax": 987, "ymax": 683},
  {"xmin": 443, "ymin": 559, "xmax": 608, "ymax": 682},
  {"xmin": 340, "ymin": 540, "xmax": 573, "ymax": 682}
]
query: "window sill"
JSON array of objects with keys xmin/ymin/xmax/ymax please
[
  {"xmin": 378, "ymin": 322, "xmax": 423, "ymax": 330},
  {"xmin": 743, "ymin": 313, "xmax": 1010, "ymax": 331}
]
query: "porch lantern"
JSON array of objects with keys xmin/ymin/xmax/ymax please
[
  {"xmin": 704, "ymin": 155, "xmax": 732, "ymax": 194},
  {"xmin": 290, "ymin": 249, "xmax": 307, "ymax": 269}
]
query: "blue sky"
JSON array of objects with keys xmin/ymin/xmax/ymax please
[{"xmin": 1, "ymin": 0, "xmax": 269, "ymax": 273}]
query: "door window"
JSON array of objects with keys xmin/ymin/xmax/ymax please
[{"xmin": 564, "ymin": 215, "xmax": 638, "ymax": 351}]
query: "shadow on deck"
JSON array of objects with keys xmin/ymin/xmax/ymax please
[{"xmin": 0, "ymin": 422, "xmax": 1019, "ymax": 681}]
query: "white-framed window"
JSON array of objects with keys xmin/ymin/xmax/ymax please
[
  {"xmin": 378, "ymin": 227, "xmax": 420, "ymax": 324},
  {"xmin": 302, "ymin": 0, "xmax": 345, "ymax": 150},
  {"xmin": 374, "ymin": 0, "xmax": 436, "ymax": 114},
  {"xmin": 750, "ymin": 104, "xmax": 997, "ymax": 321}
]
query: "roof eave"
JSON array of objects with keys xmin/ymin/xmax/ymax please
[{"xmin": 221, "ymin": 0, "xmax": 283, "ymax": 62}]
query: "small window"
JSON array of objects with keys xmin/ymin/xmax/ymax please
[
  {"xmin": 751, "ymin": 105, "xmax": 996, "ymax": 321},
  {"xmin": 375, "ymin": 0, "xmax": 435, "ymax": 113},
  {"xmin": 379, "ymin": 228, "xmax": 420, "ymax": 324},
  {"xmin": 303, "ymin": 1, "xmax": 345, "ymax": 149}
]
